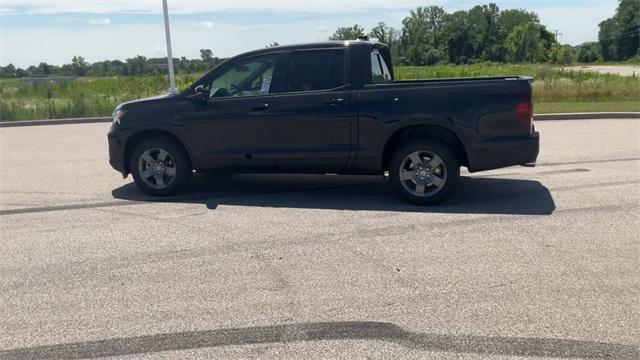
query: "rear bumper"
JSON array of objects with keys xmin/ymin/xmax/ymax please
[{"xmin": 467, "ymin": 131, "xmax": 540, "ymax": 172}]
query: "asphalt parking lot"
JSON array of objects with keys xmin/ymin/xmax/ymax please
[{"xmin": 0, "ymin": 119, "xmax": 638, "ymax": 359}]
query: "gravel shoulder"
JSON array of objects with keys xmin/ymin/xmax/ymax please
[{"xmin": 559, "ymin": 65, "xmax": 640, "ymax": 76}]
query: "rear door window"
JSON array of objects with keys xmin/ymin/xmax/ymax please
[
  {"xmin": 371, "ymin": 49, "xmax": 392, "ymax": 83},
  {"xmin": 286, "ymin": 49, "xmax": 345, "ymax": 92}
]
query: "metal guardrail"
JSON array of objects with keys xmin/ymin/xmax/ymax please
[{"xmin": 0, "ymin": 113, "xmax": 638, "ymax": 128}]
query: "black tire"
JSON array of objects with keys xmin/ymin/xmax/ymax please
[
  {"xmin": 389, "ymin": 140, "xmax": 460, "ymax": 205},
  {"xmin": 130, "ymin": 136, "xmax": 192, "ymax": 196}
]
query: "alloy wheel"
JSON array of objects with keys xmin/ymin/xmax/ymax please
[
  {"xmin": 398, "ymin": 150, "xmax": 447, "ymax": 197},
  {"xmin": 137, "ymin": 147, "xmax": 177, "ymax": 190}
]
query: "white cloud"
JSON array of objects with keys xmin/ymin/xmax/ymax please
[
  {"xmin": 0, "ymin": 7, "xmax": 18, "ymax": 15},
  {"xmin": 198, "ymin": 21, "xmax": 215, "ymax": 29},
  {"xmin": 185, "ymin": 21, "xmax": 215, "ymax": 30},
  {"xmin": 316, "ymin": 26, "xmax": 329, "ymax": 33},
  {"xmin": 88, "ymin": 18, "xmax": 111, "ymax": 25},
  {"xmin": 0, "ymin": 0, "xmax": 441, "ymax": 15}
]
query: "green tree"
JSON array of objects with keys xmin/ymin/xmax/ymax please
[
  {"xmin": 492, "ymin": 8, "xmax": 540, "ymax": 61},
  {"xmin": 370, "ymin": 22, "xmax": 390, "ymax": 43},
  {"xmin": 90, "ymin": 60, "xmax": 125, "ymax": 76},
  {"xmin": 16, "ymin": 67, "xmax": 27, "ymax": 77},
  {"xmin": 370, "ymin": 22, "xmax": 402, "ymax": 63},
  {"xmin": 577, "ymin": 42, "xmax": 602, "ymax": 62},
  {"xmin": 506, "ymin": 22, "xmax": 555, "ymax": 63},
  {"xmin": 599, "ymin": 18, "xmax": 618, "ymax": 60},
  {"xmin": 496, "ymin": 8, "xmax": 539, "ymax": 30},
  {"xmin": 329, "ymin": 25, "xmax": 365, "ymax": 40},
  {"xmin": 0, "ymin": 63, "xmax": 16, "ymax": 78},
  {"xmin": 35, "ymin": 62, "xmax": 52, "ymax": 76},
  {"xmin": 598, "ymin": 0, "xmax": 640, "ymax": 61},
  {"xmin": 442, "ymin": 4, "xmax": 502, "ymax": 64},
  {"xmin": 443, "ymin": 10, "xmax": 475, "ymax": 64},
  {"xmin": 199, "ymin": 49, "xmax": 219, "ymax": 69},
  {"xmin": 200, "ymin": 49, "xmax": 213, "ymax": 62},
  {"xmin": 401, "ymin": 6, "xmax": 446, "ymax": 65},
  {"xmin": 549, "ymin": 44, "xmax": 577, "ymax": 64},
  {"xmin": 125, "ymin": 55, "xmax": 147, "ymax": 75},
  {"xmin": 386, "ymin": 27, "xmax": 402, "ymax": 63},
  {"xmin": 70, "ymin": 56, "xmax": 89, "ymax": 76},
  {"xmin": 467, "ymin": 4, "xmax": 501, "ymax": 61}
]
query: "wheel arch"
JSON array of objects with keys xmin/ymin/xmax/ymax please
[
  {"xmin": 381, "ymin": 124, "xmax": 469, "ymax": 172},
  {"xmin": 124, "ymin": 129, "xmax": 194, "ymax": 174}
]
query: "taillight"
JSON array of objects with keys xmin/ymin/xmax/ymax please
[{"xmin": 516, "ymin": 99, "xmax": 533, "ymax": 133}]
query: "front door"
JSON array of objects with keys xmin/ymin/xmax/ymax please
[
  {"xmin": 270, "ymin": 49, "xmax": 353, "ymax": 173},
  {"xmin": 188, "ymin": 95, "xmax": 276, "ymax": 170},
  {"xmin": 186, "ymin": 53, "xmax": 284, "ymax": 170}
]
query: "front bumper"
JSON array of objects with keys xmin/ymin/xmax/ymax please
[
  {"xmin": 108, "ymin": 131, "xmax": 127, "ymax": 177},
  {"xmin": 468, "ymin": 131, "xmax": 540, "ymax": 172}
]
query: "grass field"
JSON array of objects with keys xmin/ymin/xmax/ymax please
[
  {"xmin": 0, "ymin": 74, "xmax": 202, "ymax": 121},
  {"xmin": 395, "ymin": 64, "xmax": 639, "ymax": 114},
  {"xmin": 0, "ymin": 63, "xmax": 638, "ymax": 121}
]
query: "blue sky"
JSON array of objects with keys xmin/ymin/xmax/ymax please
[{"xmin": 0, "ymin": 0, "xmax": 619, "ymax": 67}]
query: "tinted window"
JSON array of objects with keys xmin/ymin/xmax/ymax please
[
  {"xmin": 204, "ymin": 55, "xmax": 276, "ymax": 98},
  {"xmin": 286, "ymin": 50, "xmax": 345, "ymax": 92},
  {"xmin": 371, "ymin": 49, "xmax": 391, "ymax": 83},
  {"xmin": 371, "ymin": 52, "xmax": 384, "ymax": 82}
]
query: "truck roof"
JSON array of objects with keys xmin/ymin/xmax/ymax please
[{"xmin": 238, "ymin": 40, "xmax": 384, "ymax": 58}]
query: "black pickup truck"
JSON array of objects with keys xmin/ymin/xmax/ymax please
[{"xmin": 108, "ymin": 40, "xmax": 539, "ymax": 204}]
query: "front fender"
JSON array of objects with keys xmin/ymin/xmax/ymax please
[{"xmin": 120, "ymin": 125, "xmax": 199, "ymax": 174}]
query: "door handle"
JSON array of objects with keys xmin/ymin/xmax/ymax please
[
  {"xmin": 250, "ymin": 103, "xmax": 269, "ymax": 111},
  {"xmin": 326, "ymin": 98, "xmax": 345, "ymax": 106}
]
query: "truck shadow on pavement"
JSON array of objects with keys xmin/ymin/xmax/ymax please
[
  {"xmin": 112, "ymin": 173, "xmax": 555, "ymax": 215},
  {"xmin": 2, "ymin": 321, "xmax": 636, "ymax": 359}
]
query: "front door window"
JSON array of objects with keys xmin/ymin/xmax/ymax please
[{"xmin": 203, "ymin": 55, "xmax": 276, "ymax": 98}]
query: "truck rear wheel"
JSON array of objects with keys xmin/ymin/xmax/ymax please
[
  {"xmin": 130, "ymin": 137, "xmax": 192, "ymax": 196},
  {"xmin": 389, "ymin": 140, "xmax": 459, "ymax": 205}
]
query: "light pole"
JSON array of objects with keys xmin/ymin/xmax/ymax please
[{"xmin": 162, "ymin": 0, "xmax": 177, "ymax": 94}]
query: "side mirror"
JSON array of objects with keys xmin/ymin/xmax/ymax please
[
  {"xmin": 194, "ymin": 84, "xmax": 207, "ymax": 96},
  {"xmin": 187, "ymin": 85, "xmax": 208, "ymax": 102}
]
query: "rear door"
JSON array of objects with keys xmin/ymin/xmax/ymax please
[{"xmin": 268, "ymin": 49, "xmax": 353, "ymax": 173}]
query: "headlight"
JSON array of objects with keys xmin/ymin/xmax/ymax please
[{"xmin": 112, "ymin": 109, "xmax": 127, "ymax": 125}]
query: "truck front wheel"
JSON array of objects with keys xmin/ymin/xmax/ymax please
[
  {"xmin": 389, "ymin": 140, "xmax": 459, "ymax": 205},
  {"xmin": 130, "ymin": 137, "xmax": 192, "ymax": 196}
]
